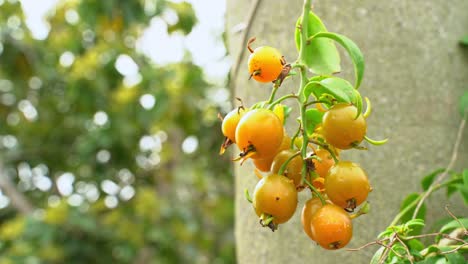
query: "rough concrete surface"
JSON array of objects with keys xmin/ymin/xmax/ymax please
[{"xmin": 226, "ymin": 1, "xmax": 468, "ymax": 263}]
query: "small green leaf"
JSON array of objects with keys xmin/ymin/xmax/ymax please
[
  {"xmin": 406, "ymin": 219, "xmax": 426, "ymax": 229},
  {"xmin": 460, "ymin": 36, "xmax": 468, "ymax": 46},
  {"xmin": 302, "ymin": 109, "xmax": 324, "ymax": 135},
  {"xmin": 282, "ymin": 105, "xmax": 292, "ymax": 124},
  {"xmin": 406, "ymin": 239, "xmax": 425, "ymax": 253},
  {"xmin": 439, "ymin": 218, "xmax": 468, "ymax": 233},
  {"xmin": 370, "ymin": 247, "xmax": 385, "ymax": 264},
  {"xmin": 459, "ymin": 92, "xmax": 468, "ymax": 116},
  {"xmin": 308, "ymin": 75, "xmax": 329, "ymax": 82},
  {"xmin": 295, "ymin": 12, "xmax": 341, "ymax": 75},
  {"xmin": 456, "ymin": 184, "xmax": 468, "ymax": 205},
  {"xmin": 303, "ymin": 77, "xmax": 363, "ymax": 114},
  {"xmin": 400, "ymin": 193, "xmax": 426, "ymax": 234},
  {"xmin": 463, "ymin": 169, "xmax": 468, "ymax": 184},
  {"xmin": 311, "ymin": 32, "xmax": 365, "ymax": 89},
  {"xmin": 446, "ymin": 184, "xmax": 458, "ymax": 198},
  {"xmin": 378, "ymin": 228, "xmax": 395, "ymax": 239},
  {"xmin": 415, "ymin": 256, "xmax": 442, "ymax": 264},
  {"xmin": 320, "ymin": 77, "xmax": 354, "ymax": 100},
  {"xmin": 421, "ymin": 168, "xmax": 445, "ymax": 191},
  {"xmin": 409, "ymin": 248, "xmax": 424, "ymax": 261},
  {"xmin": 445, "ymin": 253, "xmax": 465, "ymax": 264}
]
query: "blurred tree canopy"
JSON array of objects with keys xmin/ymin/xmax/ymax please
[{"xmin": 0, "ymin": 0, "xmax": 234, "ymax": 263}]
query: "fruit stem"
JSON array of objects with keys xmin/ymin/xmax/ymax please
[
  {"xmin": 267, "ymin": 94, "xmax": 297, "ymax": 110},
  {"xmin": 304, "ymin": 178, "xmax": 326, "ymax": 205},
  {"xmin": 364, "ymin": 135, "xmax": 389, "ymax": 146},
  {"xmin": 244, "ymin": 188, "xmax": 253, "ymax": 203},
  {"xmin": 363, "ymin": 96, "xmax": 372, "ymax": 118},
  {"xmin": 308, "ymin": 139, "xmax": 339, "ymax": 163},
  {"xmin": 267, "ymin": 82, "xmax": 280, "ymax": 104},
  {"xmin": 290, "ymin": 122, "xmax": 302, "ymax": 149},
  {"xmin": 304, "ymin": 100, "xmax": 328, "ymax": 108},
  {"xmin": 277, "ymin": 151, "xmax": 301, "ymax": 176},
  {"xmin": 299, "ymin": 71, "xmax": 310, "ymax": 194}
]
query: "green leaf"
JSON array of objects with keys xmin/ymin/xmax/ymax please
[
  {"xmin": 445, "ymin": 253, "xmax": 465, "ymax": 264},
  {"xmin": 283, "ymin": 105, "xmax": 293, "ymax": 124},
  {"xmin": 445, "ymin": 171, "xmax": 463, "ymax": 197},
  {"xmin": 459, "ymin": 92, "xmax": 468, "ymax": 116},
  {"xmin": 410, "ymin": 249, "xmax": 424, "ymax": 261},
  {"xmin": 311, "ymin": 32, "xmax": 365, "ymax": 89},
  {"xmin": 406, "ymin": 219, "xmax": 426, "ymax": 229},
  {"xmin": 295, "ymin": 11, "xmax": 341, "ymax": 75},
  {"xmin": 460, "ymin": 36, "xmax": 468, "ymax": 46},
  {"xmin": 400, "ymin": 193, "xmax": 426, "ymax": 234},
  {"xmin": 463, "ymin": 169, "xmax": 468, "ymax": 184},
  {"xmin": 303, "ymin": 77, "xmax": 363, "ymax": 114},
  {"xmin": 424, "ymin": 245, "xmax": 442, "ymax": 256},
  {"xmin": 302, "ymin": 109, "xmax": 324, "ymax": 135},
  {"xmin": 407, "ymin": 239, "xmax": 425, "ymax": 251},
  {"xmin": 370, "ymin": 247, "xmax": 385, "ymax": 264},
  {"xmin": 456, "ymin": 183, "xmax": 468, "ymax": 205},
  {"xmin": 421, "ymin": 168, "xmax": 445, "ymax": 191},
  {"xmin": 378, "ymin": 227, "xmax": 395, "ymax": 239},
  {"xmin": 440, "ymin": 218, "xmax": 468, "ymax": 233},
  {"xmin": 446, "ymin": 184, "xmax": 458, "ymax": 198},
  {"xmin": 415, "ymin": 256, "xmax": 442, "ymax": 264}
]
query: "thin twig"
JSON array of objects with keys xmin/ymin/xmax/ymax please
[
  {"xmin": 230, "ymin": 0, "xmax": 262, "ymax": 92},
  {"xmin": 439, "ymin": 242, "xmax": 468, "ymax": 255},
  {"xmin": 378, "ymin": 233, "xmax": 397, "ymax": 264},
  {"xmin": 401, "ymin": 232, "xmax": 466, "ymax": 245},
  {"xmin": 395, "ymin": 235, "xmax": 414, "ymax": 264},
  {"xmin": 445, "ymin": 205, "xmax": 467, "ymax": 231},
  {"xmin": 412, "ymin": 112, "xmax": 466, "ymax": 219},
  {"xmin": 377, "ymin": 234, "xmax": 405, "ymax": 262},
  {"xmin": 345, "ymin": 238, "xmax": 390, "ymax": 251}
]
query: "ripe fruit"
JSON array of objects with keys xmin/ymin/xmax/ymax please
[
  {"xmin": 310, "ymin": 204, "xmax": 353, "ymax": 250},
  {"xmin": 271, "ymin": 149, "xmax": 303, "ymax": 188},
  {"xmin": 235, "ymin": 109, "xmax": 284, "ymax": 160},
  {"xmin": 325, "ymin": 161, "xmax": 371, "ymax": 211},
  {"xmin": 322, "ymin": 104, "xmax": 367, "ymax": 149},
  {"xmin": 248, "ymin": 46, "xmax": 284, "ymax": 83},
  {"xmin": 312, "ymin": 148, "xmax": 335, "ymax": 178},
  {"xmin": 253, "ymin": 174, "xmax": 298, "ymax": 225},
  {"xmin": 253, "ymin": 133, "xmax": 291, "ymax": 172},
  {"xmin": 221, "ymin": 107, "xmax": 247, "ymax": 143},
  {"xmin": 301, "ymin": 197, "xmax": 324, "ymax": 240},
  {"xmin": 253, "ymin": 158, "xmax": 273, "ymax": 172},
  {"xmin": 220, "ymin": 107, "xmax": 247, "ymax": 154}
]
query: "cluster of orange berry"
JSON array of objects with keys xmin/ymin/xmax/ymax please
[{"xmin": 219, "ymin": 35, "xmax": 380, "ymax": 250}]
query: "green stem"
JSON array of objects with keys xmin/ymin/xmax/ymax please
[
  {"xmin": 244, "ymin": 188, "xmax": 253, "ymax": 203},
  {"xmin": 304, "ymin": 100, "xmax": 327, "ymax": 108},
  {"xmin": 308, "ymin": 139, "xmax": 339, "ymax": 163},
  {"xmin": 277, "ymin": 151, "xmax": 301, "ymax": 176},
  {"xmin": 299, "ymin": 0, "xmax": 312, "ymax": 64},
  {"xmin": 298, "ymin": 68, "xmax": 309, "ymax": 192},
  {"xmin": 266, "ymin": 82, "xmax": 280, "ymax": 104},
  {"xmin": 389, "ymin": 178, "xmax": 461, "ymax": 226},
  {"xmin": 267, "ymin": 94, "xmax": 297, "ymax": 110},
  {"xmin": 290, "ymin": 122, "xmax": 301, "ymax": 149},
  {"xmin": 304, "ymin": 178, "xmax": 326, "ymax": 205}
]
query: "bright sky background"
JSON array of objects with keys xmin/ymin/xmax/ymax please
[{"xmin": 18, "ymin": 0, "xmax": 230, "ymax": 80}]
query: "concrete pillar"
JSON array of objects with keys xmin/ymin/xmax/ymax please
[{"xmin": 226, "ymin": 1, "xmax": 468, "ymax": 263}]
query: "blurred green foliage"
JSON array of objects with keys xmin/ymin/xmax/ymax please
[{"xmin": 0, "ymin": 0, "xmax": 234, "ymax": 263}]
